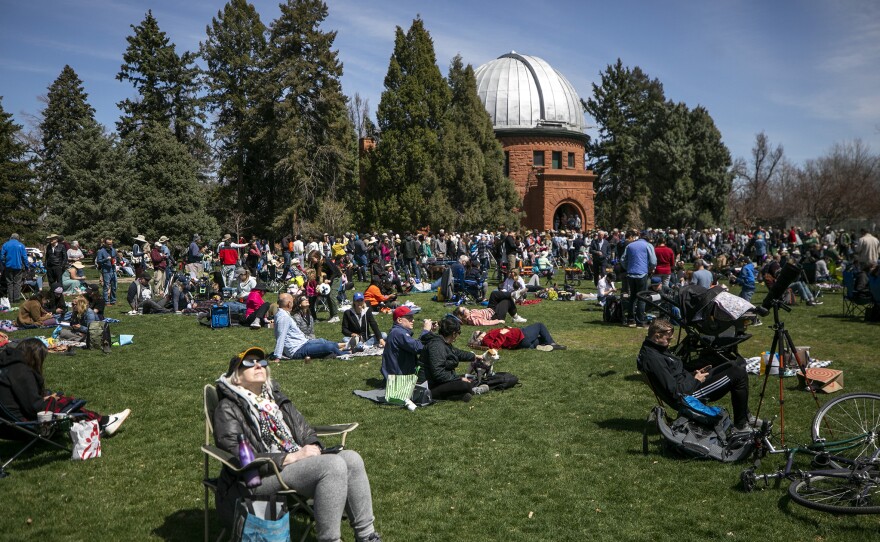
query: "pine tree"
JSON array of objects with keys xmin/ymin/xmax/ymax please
[
  {"xmin": 117, "ymin": 10, "xmax": 207, "ymax": 163},
  {"xmin": 583, "ymin": 59, "xmax": 665, "ymax": 228},
  {"xmin": 687, "ymin": 105, "xmax": 732, "ymax": 227},
  {"xmin": 365, "ymin": 18, "xmax": 451, "ymax": 231},
  {"xmin": 201, "ymin": 0, "xmax": 268, "ymax": 214},
  {"xmin": 123, "ymin": 122, "xmax": 219, "ymax": 244},
  {"xmin": 0, "ymin": 97, "xmax": 35, "ymax": 239},
  {"xmin": 54, "ymin": 123, "xmax": 130, "ymax": 246},
  {"xmin": 642, "ymin": 102, "xmax": 695, "ymax": 228},
  {"xmin": 262, "ymin": 0, "xmax": 356, "ymax": 236},
  {"xmin": 38, "ymin": 65, "xmax": 96, "ymax": 218}
]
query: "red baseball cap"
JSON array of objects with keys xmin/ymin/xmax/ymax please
[{"xmin": 392, "ymin": 306, "xmax": 414, "ymax": 320}]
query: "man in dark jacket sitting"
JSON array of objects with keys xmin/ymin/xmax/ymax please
[
  {"xmin": 341, "ymin": 293, "xmax": 385, "ymax": 348},
  {"xmin": 419, "ymin": 316, "xmax": 489, "ymax": 402},
  {"xmin": 636, "ymin": 318, "xmax": 753, "ymax": 432}
]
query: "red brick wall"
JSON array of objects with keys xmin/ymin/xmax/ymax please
[{"xmin": 499, "ymin": 134, "xmax": 595, "ymax": 231}]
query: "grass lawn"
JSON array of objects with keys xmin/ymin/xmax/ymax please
[{"xmin": 1, "ymin": 272, "xmax": 879, "ymax": 541}]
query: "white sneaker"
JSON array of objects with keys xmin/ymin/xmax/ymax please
[
  {"xmin": 327, "ymin": 316, "xmax": 340, "ymax": 324},
  {"xmin": 472, "ymin": 384, "xmax": 490, "ymax": 395},
  {"xmin": 250, "ymin": 319, "xmax": 261, "ymax": 328},
  {"xmin": 103, "ymin": 409, "xmax": 130, "ymax": 436},
  {"xmin": 127, "ymin": 310, "xmax": 138, "ymax": 316},
  {"xmin": 347, "ymin": 335, "xmax": 360, "ymax": 351},
  {"xmin": 404, "ymin": 399, "xmax": 417, "ymax": 411},
  {"xmin": 512, "ymin": 315, "xmax": 527, "ymax": 323}
]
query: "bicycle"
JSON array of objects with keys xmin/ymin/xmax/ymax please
[{"xmin": 740, "ymin": 391, "xmax": 880, "ymax": 514}]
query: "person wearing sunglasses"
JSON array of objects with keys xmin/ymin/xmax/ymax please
[{"xmin": 213, "ymin": 346, "xmax": 382, "ymax": 542}]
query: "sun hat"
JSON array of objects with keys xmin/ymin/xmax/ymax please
[
  {"xmin": 72, "ymin": 261, "xmax": 84, "ymax": 269},
  {"xmin": 134, "ymin": 235, "xmax": 148, "ymax": 243}
]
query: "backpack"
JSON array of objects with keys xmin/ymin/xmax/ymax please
[
  {"xmin": 643, "ymin": 405, "xmax": 754, "ymax": 463},
  {"xmin": 86, "ymin": 321, "xmax": 111, "ymax": 354},
  {"xmin": 603, "ymin": 295, "xmax": 623, "ymax": 324}
]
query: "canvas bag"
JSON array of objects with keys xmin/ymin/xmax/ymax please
[
  {"xmin": 70, "ymin": 419, "xmax": 101, "ymax": 461},
  {"xmin": 232, "ymin": 496, "xmax": 290, "ymax": 542},
  {"xmin": 384, "ymin": 373, "xmax": 418, "ymax": 405}
]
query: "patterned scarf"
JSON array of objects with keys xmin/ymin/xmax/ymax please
[{"xmin": 219, "ymin": 375, "xmax": 300, "ymax": 453}]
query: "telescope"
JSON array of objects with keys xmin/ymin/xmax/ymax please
[{"xmin": 755, "ymin": 262, "xmax": 802, "ymax": 316}]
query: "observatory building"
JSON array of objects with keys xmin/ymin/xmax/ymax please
[{"xmin": 474, "ymin": 52, "xmax": 596, "ymax": 231}]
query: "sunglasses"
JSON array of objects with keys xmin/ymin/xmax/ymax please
[{"xmin": 240, "ymin": 358, "xmax": 269, "ymax": 369}]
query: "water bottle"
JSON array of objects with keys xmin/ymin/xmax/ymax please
[{"xmin": 237, "ymin": 434, "xmax": 262, "ymax": 488}]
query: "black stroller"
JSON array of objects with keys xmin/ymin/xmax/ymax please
[{"xmin": 638, "ymin": 284, "xmax": 757, "ymax": 371}]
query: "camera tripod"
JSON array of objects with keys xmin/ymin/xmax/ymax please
[{"xmin": 752, "ymin": 299, "xmax": 823, "ymax": 444}]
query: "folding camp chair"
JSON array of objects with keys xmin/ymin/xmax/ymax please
[
  {"xmin": 201, "ymin": 384, "xmax": 358, "ymax": 542},
  {"xmin": 0, "ymin": 401, "xmax": 74, "ymax": 478},
  {"xmin": 841, "ymin": 271, "xmax": 872, "ymax": 318}
]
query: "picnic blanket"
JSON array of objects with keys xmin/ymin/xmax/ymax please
[{"xmin": 353, "ymin": 381, "xmax": 434, "ymax": 408}]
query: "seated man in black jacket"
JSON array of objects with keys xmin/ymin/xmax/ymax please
[
  {"xmin": 636, "ymin": 319, "xmax": 753, "ymax": 432},
  {"xmin": 419, "ymin": 316, "xmax": 489, "ymax": 402},
  {"xmin": 341, "ymin": 293, "xmax": 386, "ymax": 349},
  {"xmin": 126, "ymin": 273, "xmax": 169, "ymax": 314}
]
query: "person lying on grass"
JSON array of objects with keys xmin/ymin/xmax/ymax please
[
  {"xmin": 467, "ymin": 324, "xmax": 566, "ymax": 352},
  {"xmin": 0, "ymin": 338, "xmax": 129, "ymax": 436},
  {"xmin": 452, "ymin": 290, "xmax": 526, "ymax": 326},
  {"xmin": 213, "ymin": 346, "xmax": 382, "ymax": 542}
]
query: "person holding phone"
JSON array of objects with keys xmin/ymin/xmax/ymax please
[{"xmin": 636, "ymin": 319, "xmax": 754, "ymax": 433}]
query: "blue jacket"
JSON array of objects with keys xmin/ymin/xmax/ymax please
[
  {"xmin": 0, "ymin": 239, "xmax": 28, "ymax": 270},
  {"xmin": 622, "ymin": 238, "xmax": 657, "ymax": 277},
  {"xmin": 736, "ymin": 263, "xmax": 756, "ymax": 289},
  {"xmin": 381, "ymin": 323, "xmax": 428, "ymax": 381}
]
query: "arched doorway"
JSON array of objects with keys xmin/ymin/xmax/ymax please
[{"xmin": 553, "ymin": 202, "xmax": 583, "ymax": 232}]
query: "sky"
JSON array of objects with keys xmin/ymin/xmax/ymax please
[{"xmin": 1, "ymin": 0, "xmax": 879, "ymax": 165}]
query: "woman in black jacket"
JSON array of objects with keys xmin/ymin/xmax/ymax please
[
  {"xmin": 341, "ymin": 293, "xmax": 385, "ymax": 348},
  {"xmin": 419, "ymin": 317, "xmax": 489, "ymax": 402},
  {"xmin": 308, "ymin": 250, "xmax": 341, "ymax": 323},
  {"xmin": 0, "ymin": 338, "xmax": 129, "ymax": 434},
  {"xmin": 212, "ymin": 346, "xmax": 381, "ymax": 542}
]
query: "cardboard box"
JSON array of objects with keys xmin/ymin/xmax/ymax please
[{"xmin": 798, "ymin": 367, "xmax": 844, "ymax": 393}]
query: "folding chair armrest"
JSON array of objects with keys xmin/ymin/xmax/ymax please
[
  {"xmin": 314, "ymin": 422, "xmax": 359, "ymax": 447},
  {"xmin": 201, "ymin": 445, "xmax": 291, "ymax": 490}
]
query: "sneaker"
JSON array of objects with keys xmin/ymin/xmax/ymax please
[
  {"xmin": 732, "ymin": 423, "xmax": 755, "ymax": 435},
  {"xmin": 357, "ymin": 533, "xmax": 382, "ymax": 542},
  {"xmin": 403, "ymin": 399, "xmax": 417, "ymax": 412},
  {"xmin": 551, "ymin": 344, "xmax": 567, "ymax": 351},
  {"xmin": 627, "ymin": 322, "xmax": 637, "ymax": 328},
  {"xmin": 127, "ymin": 310, "xmax": 138, "ymax": 316},
  {"xmin": 512, "ymin": 314, "xmax": 527, "ymax": 323},
  {"xmin": 103, "ymin": 409, "xmax": 131, "ymax": 437},
  {"xmin": 472, "ymin": 384, "xmax": 490, "ymax": 395},
  {"xmin": 327, "ymin": 316, "xmax": 340, "ymax": 324},
  {"xmin": 250, "ymin": 319, "xmax": 261, "ymax": 328},
  {"xmin": 536, "ymin": 345, "xmax": 554, "ymax": 352},
  {"xmin": 461, "ymin": 393, "xmax": 473, "ymax": 403},
  {"xmin": 347, "ymin": 335, "xmax": 360, "ymax": 351}
]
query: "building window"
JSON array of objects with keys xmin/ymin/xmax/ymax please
[
  {"xmin": 533, "ymin": 150, "xmax": 544, "ymax": 167},
  {"xmin": 504, "ymin": 151, "xmax": 509, "ymax": 177},
  {"xmin": 552, "ymin": 151, "xmax": 562, "ymax": 169},
  {"xmin": 568, "ymin": 152, "xmax": 575, "ymax": 168}
]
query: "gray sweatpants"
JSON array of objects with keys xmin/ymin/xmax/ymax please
[{"xmin": 253, "ymin": 450, "xmax": 375, "ymax": 542}]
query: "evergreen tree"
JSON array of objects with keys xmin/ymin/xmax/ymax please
[
  {"xmin": 38, "ymin": 65, "xmax": 96, "ymax": 217},
  {"xmin": 583, "ymin": 59, "xmax": 665, "ymax": 228},
  {"xmin": 687, "ymin": 105, "xmax": 732, "ymax": 227},
  {"xmin": 438, "ymin": 55, "xmax": 521, "ymax": 230},
  {"xmin": 123, "ymin": 122, "xmax": 219, "ymax": 244},
  {"xmin": 201, "ymin": 0, "xmax": 268, "ymax": 214},
  {"xmin": 642, "ymin": 102, "xmax": 695, "ymax": 228},
  {"xmin": 0, "ymin": 98, "xmax": 35, "ymax": 239},
  {"xmin": 365, "ymin": 17, "xmax": 450, "ymax": 231},
  {"xmin": 262, "ymin": 0, "xmax": 356, "ymax": 236},
  {"xmin": 54, "ymin": 123, "xmax": 130, "ymax": 246},
  {"xmin": 117, "ymin": 11, "xmax": 207, "ymax": 163}
]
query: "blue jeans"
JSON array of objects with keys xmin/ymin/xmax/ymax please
[
  {"xmin": 404, "ymin": 258, "xmax": 421, "ymax": 281},
  {"xmin": 740, "ymin": 287, "xmax": 755, "ymax": 303},
  {"xmin": 341, "ymin": 332, "xmax": 387, "ymax": 347},
  {"xmin": 101, "ymin": 270, "xmax": 117, "ymax": 303},
  {"xmin": 292, "ymin": 339, "xmax": 343, "ymax": 359},
  {"xmin": 520, "ymin": 322, "xmax": 555, "ymax": 348}
]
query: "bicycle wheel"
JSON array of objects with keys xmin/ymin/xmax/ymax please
[
  {"xmin": 812, "ymin": 392, "xmax": 880, "ymax": 466},
  {"xmin": 788, "ymin": 470, "xmax": 880, "ymax": 514}
]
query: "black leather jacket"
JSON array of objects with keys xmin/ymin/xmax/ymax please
[
  {"xmin": 212, "ymin": 379, "xmax": 321, "ymax": 524},
  {"xmin": 45, "ymin": 243, "xmax": 68, "ymax": 269}
]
